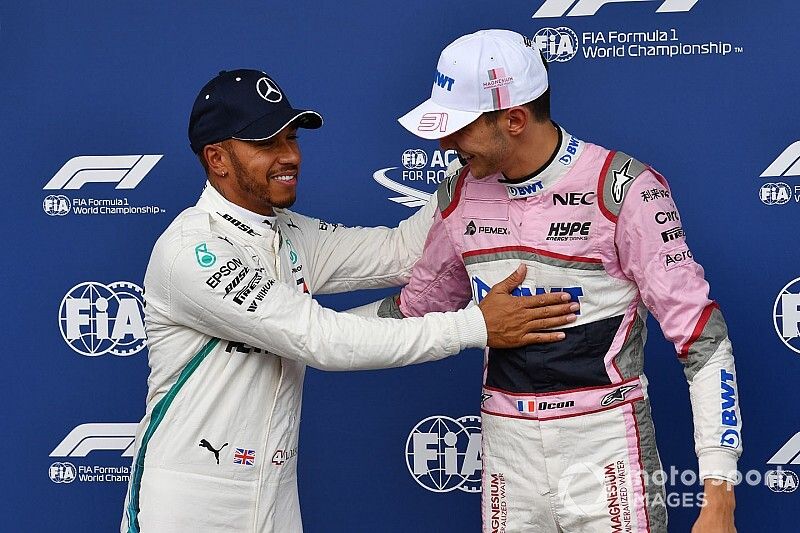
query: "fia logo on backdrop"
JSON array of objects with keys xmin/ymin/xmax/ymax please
[
  {"xmin": 59, "ymin": 281, "xmax": 146, "ymax": 356},
  {"xmin": 405, "ymin": 415, "xmax": 482, "ymax": 493},
  {"xmin": 774, "ymin": 277, "xmax": 800, "ymax": 354}
]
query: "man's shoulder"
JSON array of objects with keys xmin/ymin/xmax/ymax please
[
  {"xmin": 435, "ymin": 161, "xmax": 471, "ymax": 218},
  {"xmin": 148, "ymin": 206, "xmax": 220, "ymax": 269},
  {"xmin": 155, "ymin": 206, "xmax": 214, "ymax": 245}
]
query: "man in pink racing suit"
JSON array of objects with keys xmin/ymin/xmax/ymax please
[{"xmin": 376, "ymin": 30, "xmax": 741, "ymax": 532}]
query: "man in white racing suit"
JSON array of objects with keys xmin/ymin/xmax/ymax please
[{"xmin": 120, "ymin": 68, "xmax": 578, "ymax": 532}]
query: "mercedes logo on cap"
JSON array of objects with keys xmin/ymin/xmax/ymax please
[{"xmin": 256, "ymin": 77, "xmax": 282, "ymax": 103}]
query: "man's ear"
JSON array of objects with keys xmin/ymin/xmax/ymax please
[
  {"xmin": 204, "ymin": 143, "xmax": 230, "ymax": 178},
  {"xmin": 505, "ymin": 107, "xmax": 528, "ymax": 137}
]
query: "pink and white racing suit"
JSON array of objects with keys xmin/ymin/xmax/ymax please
[{"xmin": 378, "ymin": 127, "xmax": 742, "ymax": 532}]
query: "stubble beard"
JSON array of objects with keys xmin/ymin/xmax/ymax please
[
  {"xmin": 228, "ymin": 149, "xmax": 265, "ymax": 202},
  {"xmin": 472, "ymin": 130, "xmax": 509, "ymax": 179}
]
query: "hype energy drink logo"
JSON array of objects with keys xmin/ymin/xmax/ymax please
[{"xmin": 373, "ymin": 149, "xmax": 459, "ymax": 208}]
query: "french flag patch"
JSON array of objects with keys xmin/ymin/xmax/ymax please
[{"xmin": 517, "ymin": 400, "xmax": 536, "ymax": 414}]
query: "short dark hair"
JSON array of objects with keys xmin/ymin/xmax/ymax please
[{"xmin": 481, "ymin": 87, "xmax": 551, "ymax": 125}]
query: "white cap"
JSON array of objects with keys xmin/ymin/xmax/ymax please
[{"xmin": 398, "ymin": 29, "xmax": 548, "ymax": 140}]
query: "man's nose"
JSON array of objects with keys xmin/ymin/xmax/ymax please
[{"xmin": 278, "ymin": 142, "xmax": 301, "ymax": 165}]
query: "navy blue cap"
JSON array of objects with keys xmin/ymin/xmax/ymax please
[{"xmin": 188, "ymin": 69, "xmax": 323, "ymax": 153}]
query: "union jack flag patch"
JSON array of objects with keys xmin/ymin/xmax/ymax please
[{"xmin": 233, "ymin": 448, "xmax": 256, "ymax": 465}]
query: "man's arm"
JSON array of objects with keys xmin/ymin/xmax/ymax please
[
  {"xmin": 615, "ymin": 167, "xmax": 740, "ymax": 530},
  {"xmin": 347, "ymin": 175, "xmax": 577, "ymax": 343},
  {"xmin": 287, "ymin": 159, "xmax": 465, "ymax": 295},
  {"xmin": 284, "ymin": 194, "xmax": 436, "ymax": 295},
  {"xmin": 151, "ymin": 229, "xmax": 566, "ymax": 371}
]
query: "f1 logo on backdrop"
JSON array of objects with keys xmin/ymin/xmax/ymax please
[
  {"xmin": 59, "ymin": 281, "xmax": 146, "ymax": 356},
  {"xmin": 405, "ymin": 415, "xmax": 482, "ymax": 493},
  {"xmin": 532, "ymin": 0, "xmax": 700, "ymax": 18},
  {"xmin": 774, "ymin": 277, "xmax": 800, "ymax": 354},
  {"xmin": 761, "ymin": 142, "xmax": 800, "ymax": 178},
  {"xmin": 766, "ymin": 432, "xmax": 799, "ymax": 493},
  {"xmin": 760, "ymin": 142, "xmax": 800, "ymax": 206},
  {"xmin": 50, "ymin": 423, "xmax": 138, "ymax": 458},
  {"xmin": 43, "ymin": 155, "xmax": 162, "ymax": 190}
]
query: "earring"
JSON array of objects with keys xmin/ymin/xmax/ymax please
[{"xmin": 221, "ymin": 171, "xmax": 228, "ymax": 177}]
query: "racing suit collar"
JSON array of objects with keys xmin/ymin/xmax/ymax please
[
  {"xmin": 197, "ymin": 183, "xmax": 278, "ymax": 241},
  {"xmin": 499, "ymin": 124, "xmax": 584, "ymax": 200}
]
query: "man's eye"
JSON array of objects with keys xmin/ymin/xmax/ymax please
[{"xmin": 288, "ymin": 135, "xmax": 299, "ymax": 141}]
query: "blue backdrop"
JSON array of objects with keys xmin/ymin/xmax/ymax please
[{"xmin": 3, "ymin": 1, "xmax": 799, "ymax": 531}]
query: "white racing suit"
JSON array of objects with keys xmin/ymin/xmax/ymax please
[
  {"xmin": 120, "ymin": 184, "xmax": 487, "ymax": 532},
  {"xmin": 373, "ymin": 127, "xmax": 743, "ymax": 532}
]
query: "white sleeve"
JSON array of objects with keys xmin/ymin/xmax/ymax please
[
  {"xmin": 158, "ymin": 235, "xmax": 486, "ymax": 371},
  {"xmin": 285, "ymin": 194, "xmax": 436, "ymax": 295}
]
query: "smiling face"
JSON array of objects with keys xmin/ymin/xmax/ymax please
[
  {"xmin": 209, "ymin": 127, "xmax": 301, "ymax": 215},
  {"xmin": 438, "ymin": 114, "xmax": 510, "ymax": 179}
]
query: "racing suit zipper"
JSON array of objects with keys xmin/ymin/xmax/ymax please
[{"xmin": 251, "ymin": 228, "xmax": 285, "ymax": 532}]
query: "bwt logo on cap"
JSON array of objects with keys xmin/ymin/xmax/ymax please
[
  {"xmin": 774, "ymin": 277, "xmax": 800, "ymax": 354},
  {"xmin": 405, "ymin": 415, "xmax": 482, "ymax": 493},
  {"xmin": 532, "ymin": 0, "xmax": 700, "ymax": 18},
  {"xmin": 59, "ymin": 281, "xmax": 146, "ymax": 357},
  {"xmin": 43, "ymin": 155, "xmax": 162, "ymax": 190}
]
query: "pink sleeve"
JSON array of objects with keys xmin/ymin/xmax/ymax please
[
  {"xmin": 396, "ymin": 209, "xmax": 473, "ymax": 317},
  {"xmin": 615, "ymin": 169, "xmax": 724, "ymax": 357}
]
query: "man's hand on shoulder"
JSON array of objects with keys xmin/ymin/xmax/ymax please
[
  {"xmin": 692, "ymin": 479, "xmax": 736, "ymax": 533},
  {"xmin": 478, "ymin": 264, "xmax": 578, "ymax": 348}
]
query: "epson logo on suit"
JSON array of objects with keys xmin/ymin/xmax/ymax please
[{"xmin": 206, "ymin": 258, "xmax": 245, "ymax": 289}]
